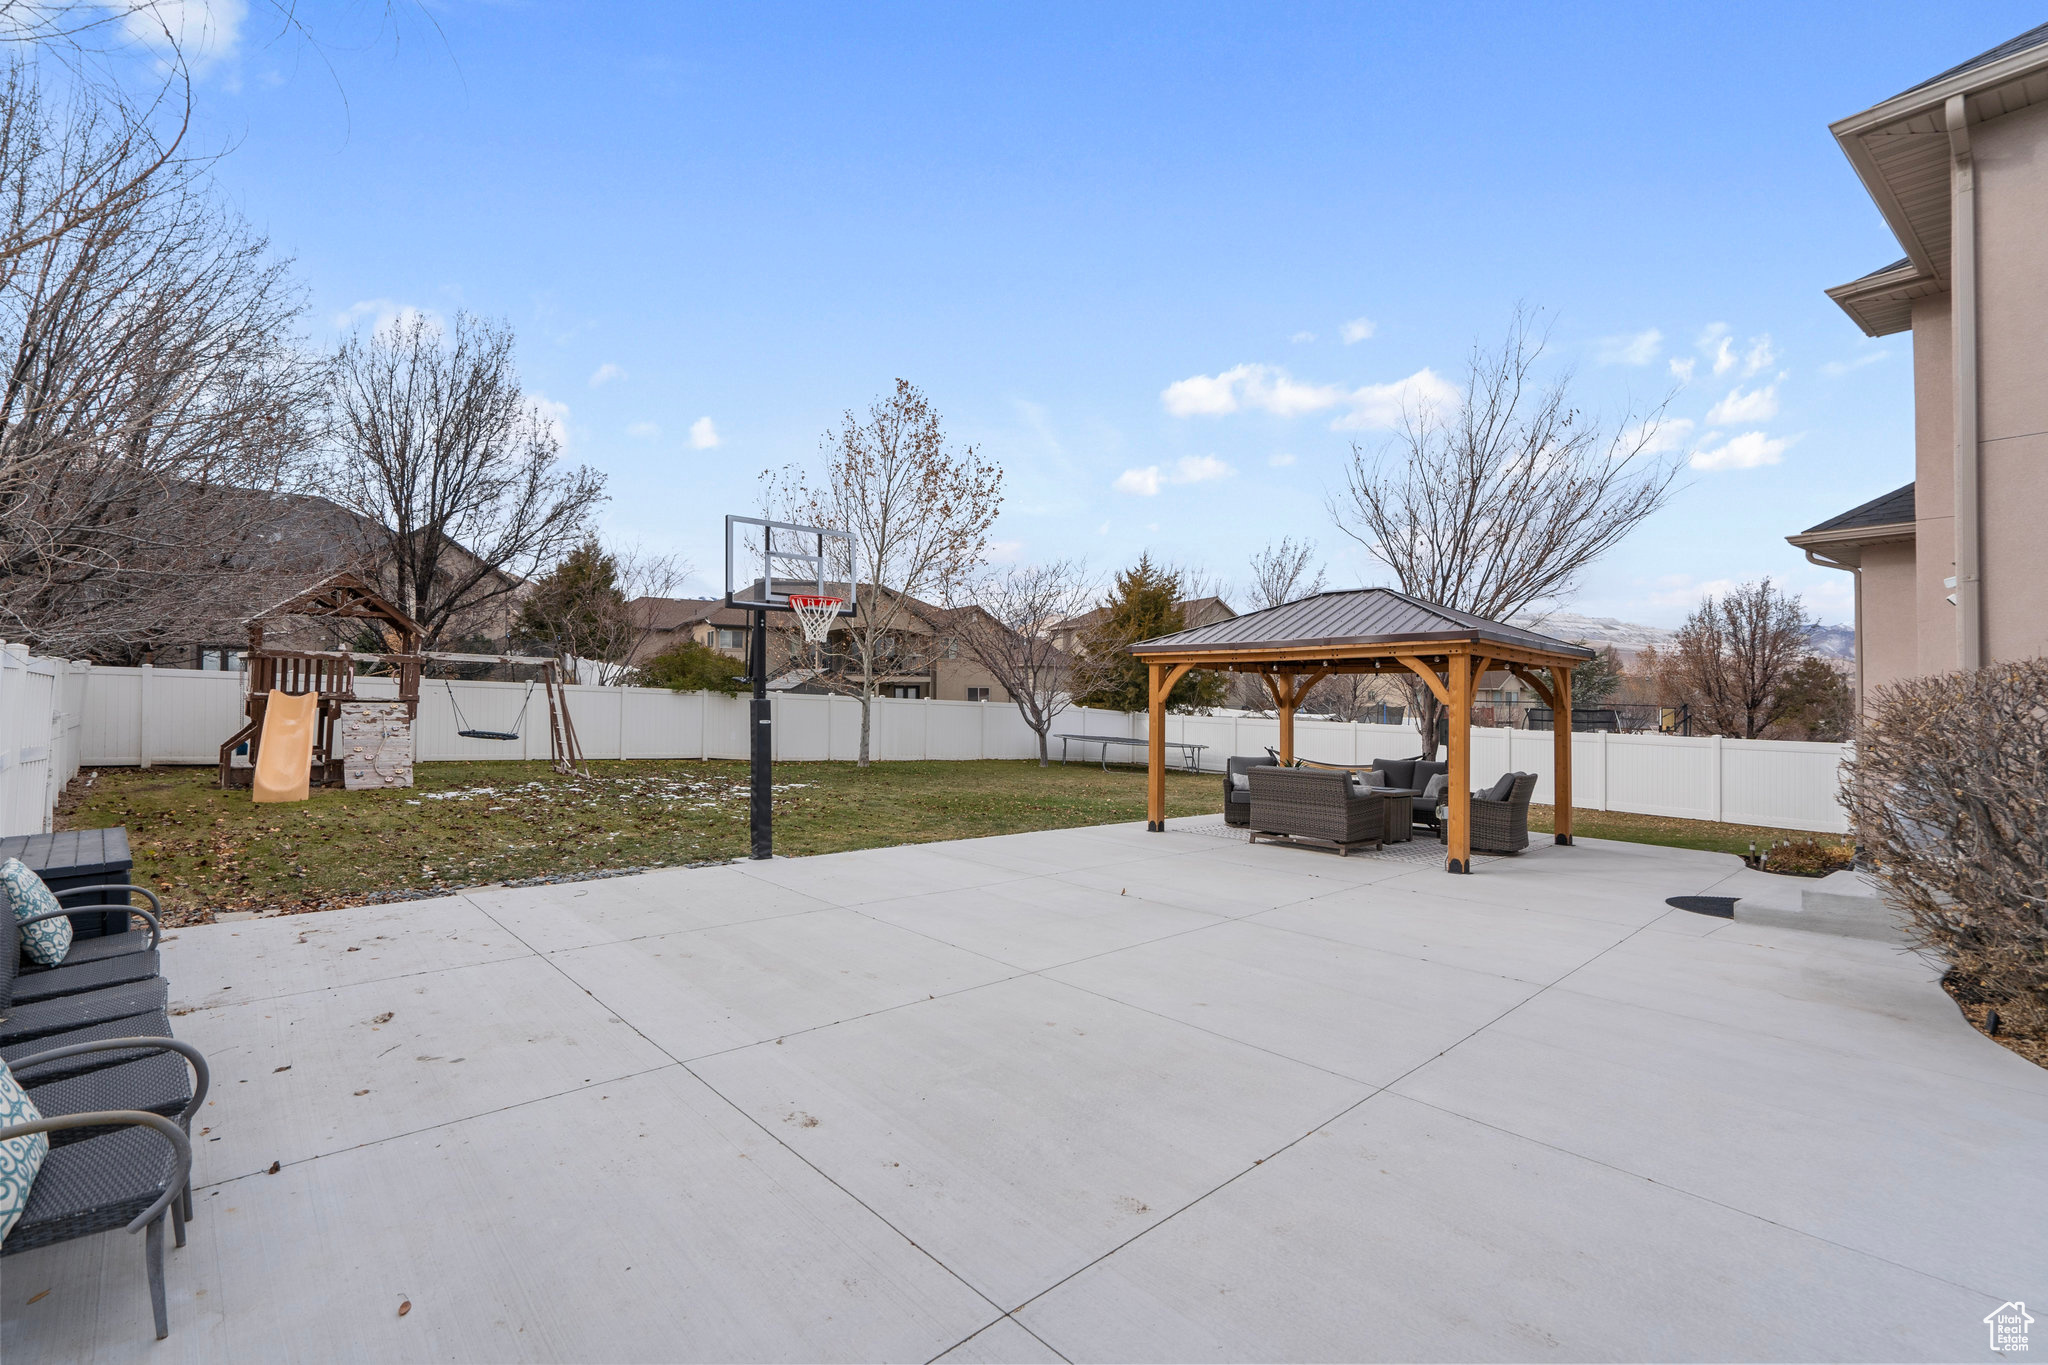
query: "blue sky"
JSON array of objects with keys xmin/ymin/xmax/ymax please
[{"xmin": 152, "ymin": 2, "xmax": 2045, "ymax": 626}]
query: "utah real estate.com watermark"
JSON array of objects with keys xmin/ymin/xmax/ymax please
[{"xmin": 1986, "ymin": 1302, "xmax": 2033, "ymax": 1353}]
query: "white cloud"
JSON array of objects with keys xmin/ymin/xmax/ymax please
[
  {"xmin": 626, "ymin": 421, "xmax": 660, "ymax": 439},
  {"xmin": 688, "ymin": 416, "xmax": 721, "ymax": 449},
  {"xmin": 335, "ymin": 298, "xmax": 438, "ymax": 337},
  {"xmin": 588, "ymin": 362, "xmax": 626, "ymax": 387},
  {"xmin": 1162, "ymin": 362, "xmax": 1455, "ymax": 431},
  {"xmin": 1329, "ymin": 369, "xmax": 1460, "ymax": 430},
  {"xmin": 1669, "ymin": 357, "xmax": 1697, "ymax": 383},
  {"xmin": 1598, "ymin": 328, "xmax": 1662, "ymax": 366},
  {"xmin": 1649, "ymin": 575, "xmax": 1745, "ymax": 610},
  {"xmin": 528, "ymin": 393, "xmax": 570, "ymax": 447},
  {"xmin": 1704, "ymin": 383, "xmax": 1779, "ymax": 426},
  {"xmin": 1710, "ymin": 336, "xmax": 1737, "ymax": 376},
  {"xmin": 1267, "ymin": 452, "xmax": 1297, "ymax": 467},
  {"xmin": 1821, "ymin": 350, "xmax": 1888, "ymax": 377},
  {"xmin": 1620, "ymin": 416, "xmax": 1694, "ymax": 456},
  {"xmin": 1741, "ymin": 334, "xmax": 1776, "ymax": 376},
  {"xmin": 1340, "ymin": 317, "xmax": 1376, "ymax": 344},
  {"xmin": 122, "ymin": 0, "xmax": 247, "ymax": 74},
  {"xmin": 1691, "ymin": 431, "xmax": 1792, "ymax": 471},
  {"xmin": 1290, "ymin": 330, "xmax": 1316, "ymax": 344},
  {"xmin": 1114, "ymin": 454, "xmax": 1235, "ymax": 496}
]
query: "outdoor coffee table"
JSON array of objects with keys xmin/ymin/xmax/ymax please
[{"xmin": 1375, "ymin": 788, "xmax": 1417, "ymax": 843}]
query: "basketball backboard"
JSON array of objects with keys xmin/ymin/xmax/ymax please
[{"xmin": 724, "ymin": 515, "xmax": 856, "ymax": 615}]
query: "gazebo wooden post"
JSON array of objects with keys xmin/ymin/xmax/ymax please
[
  {"xmin": 1552, "ymin": 664, "xmax": 1574, "ymax": 845},
  {"xmin": 1447, "ymin": 650, "xmax": 1473, "ymax": 874},
  {"xmin": 1145, "ymin": 661, "xmax": 1192, "ymax": 831},
  {"xmin": 1147, "ymin": 662, "xmax": 1167, "ymax": 831}
]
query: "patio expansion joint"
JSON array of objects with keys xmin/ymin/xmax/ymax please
[
  {"xmin": 463, "ymin": 897, "xmax": 1038, "ymax": 1344},
  {"xmin": 188, "ymin": 1058, "xmax": 689, "ymax": 1192},
  {"xmin": 926, "ymin": 1312, "xmax": 1075, "ymax": 1365},
  {"xmin": 1386, "ymin": 1089, "xmax": 2014, "ymax": 1305},
  {"xmin": 165, "ymin": 945, "xmax": 541, "ymax": 1014}
]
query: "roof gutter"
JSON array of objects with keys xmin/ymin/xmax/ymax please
[{"xmin": 1947, "ymin": 93, "xmax": 1983, "ymax": 670}]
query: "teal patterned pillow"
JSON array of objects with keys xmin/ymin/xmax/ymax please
[
  {"xmin": 0, "ymin": 1057, "xmax": 48, "ymax": 1241},
  {"xmin": 2, "ymin": 858, "xmax": 72, "ymax": 966}
]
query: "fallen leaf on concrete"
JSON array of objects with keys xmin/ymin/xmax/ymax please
[
  {"xmin": 273, "ymin": 1065, "xmax": 291, "ymax": 1073},
  {"xmin": 353, "ymin": 1089, "xmax": 369, "ymax": 1097},
  {"xmin": 398, "ymin": 1300, "xmax": 411, "ymax": 1317},
  {"xmin": 267, "ymin": 1161, "xmax": 281, "ymax": 1174},
  {"xmin": 26, "ymin": 1289, "xmax": 50, "ymax": 1304},
  {"xmin": 371, "ymin": 1012, "xmax": 394, "ymax": 1024}
]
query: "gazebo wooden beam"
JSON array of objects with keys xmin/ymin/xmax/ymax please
[
  {"xmin": 1145, "ymin": 661, "xmax": 1194, "ymax": 831},
  {"xmin": 1397, "ymin": 656, "xmax": 1450, "ymax": 706}
]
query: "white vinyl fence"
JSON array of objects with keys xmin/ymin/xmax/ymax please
[
  {"xmin": 58, "ymin": 666, "xmax": 1852, "ymax": 834},
  {"xmin": 0, "ymin": 643, "xmax": 89, "ymax": 838}
]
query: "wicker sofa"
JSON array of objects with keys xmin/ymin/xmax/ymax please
[
  {"xmin": 1222, "ymin": 755, "xmax": 1276, "ymax": 827},
  {"xmin": 1246, "ymin": 765, "xmax": 1385, "ymax": 856}
]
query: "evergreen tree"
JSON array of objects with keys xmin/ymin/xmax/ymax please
[
  {"xmin": 1570, "ymin": 645, "xmax": 1624, "ymax": 708},
  {"xmin": 516, "ymin": 538, "xmax": 627, "ymax": 660},
  {"xmin": 1074, "ymin": 554, "xmax": 1225, "ymax": 712}
]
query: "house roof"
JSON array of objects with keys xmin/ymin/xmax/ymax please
[
  {"xmin": 1059, "ymin": 595, "xmax": 1236, "ymax": 636},
  {"xmin": 1127, "ymin": 588, "xmax": 1594, "ymax": 661},
  {"xmin": 1827, "ymin": 23, "xmax": 2048, "ymax": 335},
  {"xmin": 1799, "ymin": 482, "xmax": 1916, "ymax": 537}
]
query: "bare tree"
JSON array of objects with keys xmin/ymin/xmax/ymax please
[
  {"xmin": 1328, "ymin": 307, "xmax": 1682, "ymax": 754},
  {"xmin": 952, "ymin": 558, "xmax": 1105, "ymax": 765},
  {"xmin": 326, "ymin": 311, "xmax": 607, "ymax": 648},
  {"xmin": 1648, "ymin": 578, "xmax": 1812, "ymax": 738},
  {"xmin": 771, "ymin": 379, "xmax": 1003, "ymax": 766},
  {"xmin": 0, "ymin": 62, "xmax": 324, "ymax": 658},
  {"xmin": 1246, "ymin": 536, "xmax": 1327, "ymax": 611}
]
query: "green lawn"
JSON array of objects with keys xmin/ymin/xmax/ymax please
[{"xmin": 55, "ymin": 759, "xmax": 1848, "ymax": 923}]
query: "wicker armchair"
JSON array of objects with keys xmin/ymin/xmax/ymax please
[
  {"xmin": 1441, "ymin": 772, "xmax": 1537, "ymax": 854},
  {"xmin": 1222, "ymin": 755, "xmax": 1275, "ymax": 827},
  {"xmin": 1247, "ymin": 766, "xmax": 1384, "ymax": 856}
]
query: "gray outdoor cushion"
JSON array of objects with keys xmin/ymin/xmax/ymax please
[
  {"xmin": 1230, "ymin": 771, "xmax": 1249, "ymax": 791},
  {"xmin": 1422, "ymin": 773, "xmax": 1448, "ymax": 802},
  {"xmin": 1370, "ymin": 757, "xmax": 1417, "ymax": 789},
  {"xmin": 1360, "ymin": 770, "xmax": 1388, "ymax": 787},
  {"xmin": 1412, "ymin": 760, "xmax": 1449, "ymax": 792},
  {"xmin": 1482, "ymin": 772, "xmax": 1519, "ymax": 802}
]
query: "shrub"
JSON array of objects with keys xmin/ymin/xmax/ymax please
[
  {"xmin": 1845, "ymin": 659, "xmax": 2048, "ymax": 1033},
  {"xmin": 635, "ymin": 641, "xmax": 746, "ymax": 695}
]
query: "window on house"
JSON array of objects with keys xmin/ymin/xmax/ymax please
[
  {"xmin": 715, "ymin": 627, "xmax": 746, "ymax": 650},
  {"xmin": 200, "ymin": 648, "xmax": 245, "ymax": 672},
  {"xmin": 967, "ymin": 687, "xmax": 990, "ymax": 702},
  {"xmin": 891, "ymin": 684, "xmax": 922, "ymax": 699}
]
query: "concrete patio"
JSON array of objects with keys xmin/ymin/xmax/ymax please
[{"xmin": 7, "ymin": 818, "xmax": 2044, "ymax": 1362}]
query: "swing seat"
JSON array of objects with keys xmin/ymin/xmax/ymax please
[{"xmin": 457, "ymin": 729, "xmax": 520, "ymax": 741}]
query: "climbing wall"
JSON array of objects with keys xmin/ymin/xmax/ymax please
[{"xmin": 338, "ymin": 701, "xmax": 415, "ymax": 789}]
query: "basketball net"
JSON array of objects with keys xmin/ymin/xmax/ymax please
[{"xmin": 787, "ymin": 594, "xmax": 842, "ymax": 644}]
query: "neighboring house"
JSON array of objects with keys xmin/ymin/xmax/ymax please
[
  {"xmin": 625, "ymin": 589, "xmax": 1013, "ymax": 702},
  {"xmin": 152, "ymin": 490, "xmax": 530, "ymax": 671},
  {"xmin": 1791, "ymin": 21, "xmax": 2048, "ymax": 707}
]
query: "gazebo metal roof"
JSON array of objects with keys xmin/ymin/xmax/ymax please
[{"xmin": 1129, "ymin": 588, "xmax": 1594, "ymax": 662}]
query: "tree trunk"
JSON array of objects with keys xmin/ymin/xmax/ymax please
[
  {"xmin": 857, "ymin": 653, "xmax": 874, "ymax": 767},
  {"xmin": 1037, "ymin": 727, "xmax": 1049, "ymax": 767}
]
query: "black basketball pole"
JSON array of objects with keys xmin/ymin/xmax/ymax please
[{"xmin": 749, "ymin": 606, "xmax": 772, "ymax": 860}]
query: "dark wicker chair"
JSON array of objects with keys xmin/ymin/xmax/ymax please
[
  {"xmin": 2, "ymin": 903, "xmax": 169, "ymax": 1047},
  {"xmin": 16, "ymin": 884, "xmax": 163, "ymax": 977},
  {"xmin": 2, "ymin": 1009, "xmax": 178, "ymax": 1084},
  {"xmin": 1247, "ymin": 766, "xmax": 1384, "ymax": 856},
  {"xmin": 1437, "ymin": 772, "xmax": 1538, "ymax": 854},
  {"xmin": 0, "ymin": 1106, "xmax": 195, "ymax": 1340},
  {"xmin": 1223, "ymin": 755, "xmax": 1275, "ymax": 827}
]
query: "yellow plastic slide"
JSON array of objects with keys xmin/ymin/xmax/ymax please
[{"xmin": 251, "ymin": 690, "xmax": 319, "ymax": 804}]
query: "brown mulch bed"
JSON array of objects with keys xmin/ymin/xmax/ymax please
[{"xmin": 1942, "ymin": 971, "xmax": 2048, "ymax": 1070}]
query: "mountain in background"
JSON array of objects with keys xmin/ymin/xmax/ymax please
[{"xmin": 1512, "ymin": 611, "xmax": 1855, "ymax": 664}]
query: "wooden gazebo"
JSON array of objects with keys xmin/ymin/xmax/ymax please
[{"xmin": 1127, "ymin": 589, "xmax": 1594, "ymax": 873}]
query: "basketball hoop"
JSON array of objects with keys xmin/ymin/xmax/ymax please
[{"xmin": 787, "ymin": 594, "xmax": 843, "ymax": 644}]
